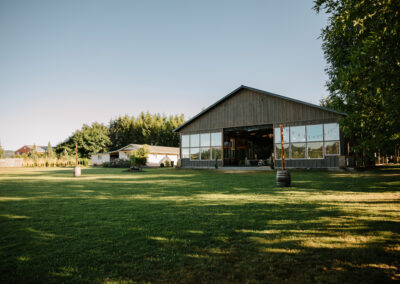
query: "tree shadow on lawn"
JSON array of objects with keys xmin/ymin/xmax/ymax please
[
  {"xmin": 290, "ymin": 168, "xmax": 400, "ymax": 193},
  {"xmin": 1, "ymin": 200, "xmax": 398, "ymax": 283},
  {"xmin": 0, "ymin": 168, "xmax": 399, "ymax": 283}
]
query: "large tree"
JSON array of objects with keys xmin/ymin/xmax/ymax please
[
  {"xmin": 109, "ymin": 112, "xmax": 185, "ymax": 149},
  {"xmin": 315, "ymin": 0, "xmax": 400, "ymax": 162},
  {"xmin": 56, "ymin": 122, "xmax": 111, "ymax": 158}
]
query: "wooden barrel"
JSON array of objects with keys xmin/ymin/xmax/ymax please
[{"xmin": 276, "ymin": 170, "xmax": 291, "ymax": 187}]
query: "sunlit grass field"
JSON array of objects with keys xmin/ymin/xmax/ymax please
[{"xmin": 0, "ymin": 167, "xmax": 399, "ymax": 283}]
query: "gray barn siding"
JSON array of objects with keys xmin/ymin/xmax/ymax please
[
  {"xmin": 181, "ymin": 159, "xmax": 222, "ymax": 168},
  {"xmin": 179, "ymin": 89, "xmax": 341, "ymax": 133},
  {"xmin": 275, "ymin": 156, "xmax": 339, "ymax": 169},
  {"xmin": 177, "ymin": 87, "xmax": 345, "ymax": 169}
]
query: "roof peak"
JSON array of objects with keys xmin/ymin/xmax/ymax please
[{"xmin": 173, "ymin": 85, "xmax": 345, "ymax": 132}]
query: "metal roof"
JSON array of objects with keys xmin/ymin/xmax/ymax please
[{"xmin": 173, "ymin": 85, "xmax": 346, "ymax": 132}]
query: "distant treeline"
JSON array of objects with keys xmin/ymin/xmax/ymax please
[{"xmin": 56, "ymin": 112, "xmax": 185, "ymax": 158}]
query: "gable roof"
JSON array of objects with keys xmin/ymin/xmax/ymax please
[
  {"xmin": 173, "ymin": 85, "xmax": 346, "ymax": 132},
  {"xmin": 15, "ymin": 145, "xmax": 47, "ymax": 153}
]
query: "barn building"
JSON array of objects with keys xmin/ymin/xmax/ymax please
[{"xmin": 173, "ymin": 85, "xmax": 346, "ymax": 169}]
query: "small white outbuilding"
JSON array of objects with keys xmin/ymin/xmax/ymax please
[{"xmin": 91, "ymin": 144, "xmax": 179, "ymax": 167}]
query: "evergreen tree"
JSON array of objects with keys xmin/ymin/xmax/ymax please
[
  {"xmin": 45, "ymin": 141, "xmax": 55, "ymax": 158},
  {"xmin": 28, "ymin": 144, "xmax": 38, "ymax": 160}
]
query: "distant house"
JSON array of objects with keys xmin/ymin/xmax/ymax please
[
  {"xmin": 91, "ymin": 144, "xmax": 180, "ymax": 167},
  {"xmin": 14, "ymin": 145, "xmax": 48, "ymax": 156}
]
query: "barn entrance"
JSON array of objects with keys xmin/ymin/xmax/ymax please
[{"xmin": 223, "ymin": 124, "xmax": 274, "ymax": 167}]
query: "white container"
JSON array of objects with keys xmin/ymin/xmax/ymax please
[{"xmin": 73, "ymin": 167, "xmax": 81, "ymax": 177}]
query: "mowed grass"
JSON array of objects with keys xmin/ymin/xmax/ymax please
[{"xmin": 0, "ymin": 167, "xmax": 399, "ymax": 283}]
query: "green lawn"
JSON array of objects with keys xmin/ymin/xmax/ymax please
[{"xmin": 0, "ymin": 167, "xmax": 399, "ymax": 283}]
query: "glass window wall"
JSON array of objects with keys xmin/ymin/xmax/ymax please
[
  {"xmin": 190, "ymin": 147, "xmax": 200, "ymax": 160},
  {"xmin": 182, "ymin": 148, "xmax": 190, "ymax": 159},
  {"xmin": 200, "ymin": 147, "xmax": 211, "ymax": 160},
  {"xmin": 291, "ymin": 143, "xmax": 306, "ymax": 159},
  {"xmin": 325, "ymin": 141, "xmax": 339, "ymax": 155},
  {"xmin": 275, "ymin": 143, "xmax": 290, "ymax": 160},
  {"xmin": 307, "ymin": 125, "xmax": 323, "ymax": 141},
  {"xmin": 200, "ymin": 133, "xmax": 210, "ymax": 147},
  {"xmin": 324, "ymin": 123, "xmax": 340, "ymax": 141},
  {"xmin": 182, "ymin": 132, "xmax": 222, "ymax": 161},
  {"xmin": 181, "ymin": 135, "xmax": 190, "ymax": 147},
  {"xmin": 274, "ymin": 127, "xmax": 289, "ymax": 143},
  {"xmin": 290, "ymin": 126, "xmax": 306, "ymax": 142},
  {"xmin": 275, "ymin": 123, "xmax": 340, "ymax": 160},
  {"xmin": 190, "ymin": 134, "xmax": 199, "ymax": 147},
  {"xmin": 211, "ymin": 132, "xmax": 222, "ymax": 146},
  {"xmin": 307, "ymin": 142, "xmax": 323, "ymax": 159}
]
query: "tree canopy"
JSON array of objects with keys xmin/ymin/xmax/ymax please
[
  {"xmin": 315, "ymin": 0, "xmax": 400, "ymax": 160},
  {"xmin": 56, "ymin": 122, "xmax": 111, "ymax": 158},
  {"xmin": 109, "ymin": 112, "xmax": 185, "ymax": 149},
  {"xmin": 56, "ymin": 113, "xmax": 185, "ymax": 158}
]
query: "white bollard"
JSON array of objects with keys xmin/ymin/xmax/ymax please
[{"xmin": 73, "ymin": 167, "xmax": 81, "ymax": 177}]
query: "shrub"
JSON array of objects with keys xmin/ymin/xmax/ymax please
[
  {"xmin": 78, "ymin": 158, "xmax": 90, "ymax": 167},
  {"xmin": 130, "ymin": 145, "xmax": 149, "ymax": 168},
  {"xmin": 103, "ymin": 159, "xmax": 130, "ymax": 168},
  {"xmin": 165, "ymin": 160, "xmax": 170, "ymax": 167},
  {"xmin": 160, "ymin": 163, "xmax": 164, "ymax": 168}
]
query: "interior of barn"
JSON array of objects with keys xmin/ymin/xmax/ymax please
[{"xmin": 223, "ymin": 125, "xmax": 274, "ymax": 166}]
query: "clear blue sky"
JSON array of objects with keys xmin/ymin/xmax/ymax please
[{"xmin": 0, "ymin": 0, "xmax": 328, "ymax": 150}]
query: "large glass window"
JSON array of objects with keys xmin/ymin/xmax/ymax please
[
  {"xmin": 190, "ymin": 134, "xmax": 199, "ymax": 147},
  {"xmin": 200, "ymin": 147, "xmax": 211, "ymax": 160},
  {"xmin": 182, "ymin": 132, "xmax": 222, "ymax": 160},
  {"xmin": 211, "ymin": 147, "xmax": 222, "ymax": 160},
  {"xmin": 181, "ymin": 135, "xmax": 190, "ymax": 159},
  {"xmin": 190, "ymin": 147, "xmax": 200, "ymax": 160},
  {"xmin": 290, "ymin": 126, "xmax": 306, "ymax": 142},
  {"xmin": 324, "ymin": 123, "xmax": 340, "ymax": 156},
  {"xmin": 211, "ymin": 132, "xmax": 222, "ymax": 146},
  {"xmin": 182, "ymin": 148, "xmax": 190, "ymax": 159},
  {"xmin": 181, "ymin": 135, "xmax": 190, "ymax": 147},
  {"xmin": 307, "ymin": 142, "xmax": 323, "ymax": 158},
  {"xmin": 291, "ymin": 143, "xmax": 306, "ymax": 159},
  {"xmin": 325, "ymin": 141, "xmax": 339, "ymax": 155},
  {"xmin": 274, "ymin": 123, "xmax": 340, "ymax": 160},
  {"xmin": 307, "ymin": 124, "xmax": 323, "ymax": 142},
  {"xmin": 274, "ymin": 127, "xmax": 289, "ymax": 143},
  {"xmin": 200, "ymin": 133, "xmax": 210, "ymax": 147},
  {"xmin": 275, "ymin": 143, "xmax": 289, "ymax": 160},
  {"xmin": 324, "ymin": 123, "xmax": 339, "ymax": 141}
]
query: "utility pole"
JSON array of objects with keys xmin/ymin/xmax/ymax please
[{"xmin": 280, "ymin": 124, "xmax": 285, "ymax": 170}]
